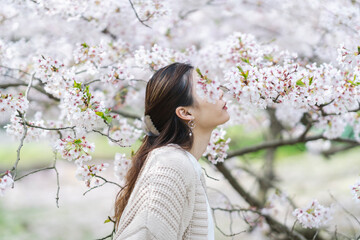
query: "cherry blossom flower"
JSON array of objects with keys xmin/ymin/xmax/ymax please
[
  {"xmin": 203, "ymin": 128, "xmax": 231, "ymax": 164},
  {"xmin": 35, "ymin": 56, "xmax": 74, "ymax": 98},
  {"xmin": 195, "ymin": 68, "xmax": 222, "ymax": 104},
  {"xmin": 109, "ymin": 118, "xmax": 143, "ymax": 146},
  {"xmin": 351, "ymin": 180, "xmax": 360, "ymax": 202},
  {"xmin": 134, "ymin": 44, "xmax": 192, "ymax": 71},
  {"xmin": 75, "ymin": 163, "xmax": 109, "ymax": 188},
  {"xmin": 54, "ymin": 136, "xmax": 94, "ymax": 164},
  {"xmin": 0, "ymin": 92, "xmax": 28, "ymax": 115},
  {"xmin": 59, "ymin": 82, "xmax": 108, "ymax": 130},
  {"xmin": 114, "ymin": 153, "xmax": 132, "ymax": 184},
  {"xmin": 292, "ymin": 199, "xmax": 332, "ymax": 229},
  {"xmin": 0, "ymin": 171, "xmax": 14, "ymax": 197},
  {"xmin": 4, "ymin": 112, "xmax": 48, "ymax": 142}
]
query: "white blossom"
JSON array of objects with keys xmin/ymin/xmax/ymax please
[
  {"xmin": 114, "ymin": 153, "xmax": 132, "ymax": 184},
  {"xmin": 351, "ymin": 180, "xmax": 360, "ymax": 202},
  {"xmin": 54, "ymin": 135, "xmax": 95, "ymax": 164},
  {"xmin": 75, "ymin": 163, "xmax": 109, "ymax": 188},
  {"xmin": 0, "ymin": 171, "xmax": 14, "ymax": 197},
  {"xmin": 203, "ymin": 128, "xmax": 231, "ymax": 164},
  {"xmin": 293, "ymin": 199, "xmax": 332, "ymax": 229}
]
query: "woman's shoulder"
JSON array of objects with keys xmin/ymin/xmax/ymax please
[
  {"xmin": 150, "ymin": 143, "xmax": 185, "ymax": 156},
  {"xmin": 146, "ymin": 144, "xmax": 195, "ymax": 179}
]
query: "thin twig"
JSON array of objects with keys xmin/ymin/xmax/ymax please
[
  {"xmin": 83, "ymin": 176, "xmax": 122, "ymax": 198},
  {"xmin": 128, "ymin": 0, "xmax": 151, "ymax": 28},
  {"xmin": 92, "ymin": 129, "xmax": 130, "ymax": 147},
  {"xmin": 53, "ymin": 150, "xmax": 60, "ymax": 208},
  {"xmin": 11, "ymin": 114, "xmax": 28, "ymax": 180},
  {"xmin": 24, "ymin": 121, "xmax": 76, "ymax": 131},
  {"xmin": 111, "ymin": 109, "xmax": 141, "ymax": 120},
  {"xmin": 201, "ymin": 167, "xmax": 219, "ymax": 181},
  {"xmin": 329, "ymin": 192, "xmax": 360, "ymax": 227},
  {"xmin": 0, "ymin": 79, "xmax": 60, "ymax": 101},
  {"xmin": 15, "ymin": 166, "xmax": 54, "ymax": 181},
  {"xmin": 94, "ymin": 175, "xmax": 122, "ymax": 188}
]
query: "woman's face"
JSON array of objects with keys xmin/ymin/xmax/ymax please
[{"xmin": 190, "ymin": 69, "xmax": 230, "ymax": 131}]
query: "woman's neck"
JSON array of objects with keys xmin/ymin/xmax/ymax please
[{"xmin": 188, "ymin": 128, "xmax": 213, "ymax": 160}]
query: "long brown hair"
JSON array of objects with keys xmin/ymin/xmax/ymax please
[{"xmin": 114, "ymin": 62, "xmax": 195, "ymax": 226}]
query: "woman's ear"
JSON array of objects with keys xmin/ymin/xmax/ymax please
[{"xmin": 175, "ymin": 106, "xmax": 194, "ymax": 121}]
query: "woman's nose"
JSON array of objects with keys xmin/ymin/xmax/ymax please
[{"xmin": 219, "ymin": 90, "xmax": 224, "ymax": 99}]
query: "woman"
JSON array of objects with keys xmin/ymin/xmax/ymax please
[{"xmin": 113, "ymin": 62, "xmax": 230, "ymax": 240}]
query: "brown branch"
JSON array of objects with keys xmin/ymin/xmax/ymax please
[
  {"xmin": 53, "ymin": 151, "xmax": 60, "ymax": 208},
  {"xmin": 0, "ymin": 65, "xmax": 34, "ymax": 77},
  {"xmin": 83, "ymin": 79, "xmax": 101, "ymax": 86},
  {"xmin": 215, "ymin": 162, "xmax": 318, "ymax": 240},
  {"xmin": 92, "ymin": 129, "xmax": 130, "ymax": 147},
  {"xmin": 24, "ymin": 121, "xmax": 76, "ymax": 131},
  {"xmin": 128, "ymin": 0, "xmax": 151, "ymax": 28},
  {"xmin": 236, "ymin": 164, "xmax": 297, "ymax": 209},
  {"xmin": 322, "ymin": 144, "xmax": 359, "ymax": 158},
  {"xmin": 83, "ymin": 175, "xmax": 123, "ymax": 196},
  {"xmin": 110, "ymin": 109, "xmax": 141, "ymax": 120},
  {"xmin": 226, "ymin": 135, "xmax": 323, "ymax": 159},
  {"xmin": 227, "ymin": 134, "xmax": 360, "ymax": 159},
  {"xmin": 15, "ymin": 166, "xmax": 54, "ymax": 181},
  {"xmin": 11, "ymin": 113, "xmax": 28, "ymax": 180},
  {"xmin": 201, "ymin": 166, "xmax": 219, "ymax": 181},
  {"xmin": 0, "ymin": 81, "xmax": 60, "ymax": 101},
  {"xmin": 215, "ymin": 162, "xmax": 261, "ymax": 208}
]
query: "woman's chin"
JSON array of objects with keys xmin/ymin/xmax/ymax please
[{"xmin": 217, "ymin": 112, "xmax": 230, "ymax": 126}]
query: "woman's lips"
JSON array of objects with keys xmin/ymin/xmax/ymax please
[{"xmin": 223, "ymin": 103, "xmax": 227, "ymax": 110}]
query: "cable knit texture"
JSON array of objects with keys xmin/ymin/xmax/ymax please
[{"xmin": 114, "ymin": 144, "xmax": 209, "ymax": 240}]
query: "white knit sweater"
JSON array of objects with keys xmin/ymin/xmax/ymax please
[{"xmin": 114, "ymin": 144, "xmax": 210, "ymax": 240}]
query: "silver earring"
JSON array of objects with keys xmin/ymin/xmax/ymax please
[{"xmin": 188, "ymin": 119, "xmax": 195, "ymax": 136}]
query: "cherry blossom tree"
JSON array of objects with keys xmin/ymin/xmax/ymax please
[{"xmin": 1, "ymin": 0, "xmax": 360, "ymax": 239}]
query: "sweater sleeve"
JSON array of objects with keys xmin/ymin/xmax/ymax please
[{"xmin": 115, "ymin": 149, "xmax": 194, "ymax": 240}]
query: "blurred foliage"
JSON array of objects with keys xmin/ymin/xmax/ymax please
[
  {"xmin": 0, "ymin": 132, "xmax": 140, "ymax": 171},
  {"xmin": 226, "ymin": 125, "xmax": 306, "ymax": 162}
]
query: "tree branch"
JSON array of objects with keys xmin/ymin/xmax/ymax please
[
  {"xmin": 215, "ymin": 162, "xmax": 262, "ymax": 208},
  {"xmin": 110, "ymin": 109, "xmax": 141, "ymax": 120},
  {"xmin": 0, "ymin": 81, "xmax": 60, "ymax": 101},
  {"xmin": 226, "ymin": 134, "xmax": 360, "ymax": 159},
  {"xmin": 226, "ymin": 135, "xmax": 323, "ymax": 159},
  {"xmin": 128, "ymin": 0, "xmax": 151, "ymax": 28}
]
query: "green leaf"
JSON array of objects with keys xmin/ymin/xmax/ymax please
[
  {"xmin": 85, "ymin": 85, "xmax": 91, "ymax": 102},
  {"xmin": 95, "ymin": 111, "xmax": 104, "ymax": 117},
  {"xmin": 237, "ymin": 66, "xmax": 245, "ymax": 75},
  {"xmin": 296, "ymin": 78, "xmax": 306, "ymax": 87},
  {"xmin": 81, "ymin": 42, "xmax": 89, "ymax": 48},
  {"xmin": 104, "ymin": 219, "xmax": 111, "ymax": 224},
  {"xmin": 264, "ymin": 54, "xmax": 273, "ymax": 61},
  {"xmin": 309, "ymin": 76, "xmax": 313, "ymax": 86},
  {"xmin": 241, "ymin": 57, "xmax": 250, "ymax": 64},
  {"xmin": 73, "ymin": 80, "xmax": 82, "ymax": 89},
  {"xmin": 348, "ymin": 80, "xmax": 360, "ymax": 86},
  {"xmin": 196, "ymin": 68, "xmax": 203, "ymax": 77},
  {"xmin": 105, "ymin": 116, "xmax": 113, "ymax": 123},
  {"xmin": 358, "ymin": 46, "xmax": 360, "ymax": 54}
]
